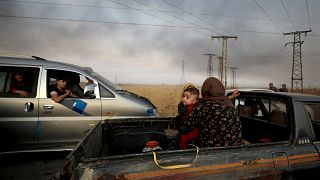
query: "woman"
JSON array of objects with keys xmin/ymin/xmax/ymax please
[
  {"xmin": 182, "ymin": 77, "xmax": 243, "ymax": 148},
  {"xmin": 10, "ymin": 72, "xmax": 32, "ymax": 97}
]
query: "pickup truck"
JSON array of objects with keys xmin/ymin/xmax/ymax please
[{"xmin": 62, "ymin": 91, "xmax": 320, "ymax": 179}]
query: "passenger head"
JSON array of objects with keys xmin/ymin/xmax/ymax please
[
  {"xmin": 269, "ymin": 83, "xmax": 273, "ymax": 87},
  {"xmin": 182, "ymin": 86, "xmax": 199, "ymax": 106},
  {"xmin": 282, "ymin": 84, "xmax": 286, "ymax": 88},
  {"xmin": 14, "ymin": 72, "xmax": 23, "ymax": 82},
  {"xmin": 55, "ymin": 75, "xmax": 68, "ymax": 90},
  {"xmin": 201, "ymin": 77, "xmax": 233, "ymax": 108}
]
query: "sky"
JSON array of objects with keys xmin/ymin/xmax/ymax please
[{"xmin": 0, "ymin": 0, "xmax": 320, "ymax": 88}]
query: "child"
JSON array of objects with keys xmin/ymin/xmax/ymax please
[{"xmin": 176, "ymin": 84, "xmax": 200, "ymax": 149}]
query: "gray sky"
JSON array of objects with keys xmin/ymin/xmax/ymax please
[{"xmin": 1, "ymin": 0, "xmax": 319, "ymax": 88}]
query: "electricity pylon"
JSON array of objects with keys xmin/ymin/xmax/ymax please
[
  {"xmin": 211, "ymin": 35, "xmax": 237, "ymax": 87},
  {"xmin": 203, "ymin": 53, "xmax": 216, "ymax": 78},
  {"xmin": 284, "ymin": 30, "xmax": 311, "ymax": 92},
  {"xmin": 229, "ymin": 66, "xmax": 238, "ymax": 89}
]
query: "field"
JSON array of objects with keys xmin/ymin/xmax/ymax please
[
  {"xmin": 120, "ymin": 84, "xmax": 320, "ymax": 117},
  {"xmin": 120, "ymin": 84, "xmax": 184, "ymax": 117}
]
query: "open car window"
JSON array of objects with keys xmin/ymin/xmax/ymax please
[
  {"xmin": 0, "ymin": 66, "xmax": 39, "ymax": 98},
  {"xmin": 304, "ymin": 103, "xmax": 320, "ymax": 141},
  {"xmin": 235, "ymin": 94, "xmax": 290, "ymax": 144},
  {"xmin": 47, "ymin": 69, "xmax": 98, "ymax": 99}
]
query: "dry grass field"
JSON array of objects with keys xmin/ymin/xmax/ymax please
[
  {"xmin": 120, "ymin": 84, "xmax": 183, "ymax": 117},
  {"xmin": 120, "ymin": 84, "xmax": 320, "ymax": 117}
]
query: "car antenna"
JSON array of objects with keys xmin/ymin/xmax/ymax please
[{"xmin": 31, "ymin": 56, "xmax": 46, "ymax": 60}]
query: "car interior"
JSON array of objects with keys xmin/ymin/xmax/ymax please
[
  {"xmin": 235, "ymin": 96, "xmax": 291, "ymax": 144},
  {"xmin": 0, "ymin": 67, "xmax": 39, "ymax": 98}
]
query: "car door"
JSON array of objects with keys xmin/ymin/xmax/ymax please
[
  {"xmin": 38, "ymin": 69, "xmax": 101, "ymax": 148},
  {"xmin": 0, "ymin": 66, "xmax": 40, "ymax": 152}
]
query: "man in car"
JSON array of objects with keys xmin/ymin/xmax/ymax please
[{"xmin": 49, "ymin": 75, "xmax": 74, "ymax": 103}]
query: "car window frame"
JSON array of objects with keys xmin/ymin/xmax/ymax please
[
  {"xmin": 45, "ymin": 68, "xmax": 102, "ymax": 99},
  {"xmin": 0, "ymin": 65, "xmax": 40, "ymax": 98}
]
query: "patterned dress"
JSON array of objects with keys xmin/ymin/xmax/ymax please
[{"xmin": 182, "ymin": 100, "xmax": 243, "ymax": 147}]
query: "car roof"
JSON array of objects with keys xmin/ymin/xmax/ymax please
[
  {"xmin": 226, "ymin": 88, "xmax": 274, "ymax": 93},
  {"xmin": 0, "ymin": 56, "xmax": 89, "ymax": 73},
  {"xmin": 232, "ymin": 90, "xmax": 320, "ymax": 102}
]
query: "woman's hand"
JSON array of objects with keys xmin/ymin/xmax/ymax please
[
  {"xmin": 17, "ymin": 90, "xmax": 29, "ymax": 97},
  {"xmin": 228, "ymin": 89, "xmax": 240, "ymax": 99}
]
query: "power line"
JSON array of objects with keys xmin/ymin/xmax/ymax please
[
  {"xmin": 161, "ymin": 0, "xmax": 231, "ymax": 36},
  {"xmin": 108, "ymin": 0, "xmax": 181, "ymax": 27},
  {"xmin": 0, "ymin": 0, "xmax": 308, "ymax": 36},
  {"xmin": 254, "ymin": 0, "xmax": 283, "ymax": 34},
  {"xmin": 0, "ymin": 0, "xmax": 123, "ymax": 10},
  {"xmin": 131, "ymin": 0, "xmax": 208, "ymax": 35},
  {"xmin": 0, "ymin": 14, "xmax": 213, "ymax": 30},
  {"xmin": 280, "ymin": 0, "xmax": 297, "ymax": 31},
  {"xmin": 305, "ymin": 0, "xmax": 312, "ymax": 30},
  {"xmin": 0, "ymin": 14, "xmax": 286, "ymax": 35},
  {"xmin": 2, "ymin": 0, "xmax": 320, "ymax": 25},
  {"xmin": 253, "ymin": 47, "xmax": 291, "ymax": 63}
]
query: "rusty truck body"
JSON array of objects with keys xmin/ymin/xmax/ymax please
[{"xmin": 63, "ymin": 91, "xmax": 320, "ymax": 179}]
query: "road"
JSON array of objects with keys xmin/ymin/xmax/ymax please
[{"xmin": 0, "ymin": 151, "xmax": 69, "ymax": 180}]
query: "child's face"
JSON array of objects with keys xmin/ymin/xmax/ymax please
[
  {"xmin": 57, "ymin": 79, "xmax": 67, "ymax": 90},
  {"xmin": 182, "ymin": 91, "xmax": 198, "ymax": 105}
]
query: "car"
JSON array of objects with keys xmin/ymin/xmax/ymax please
[
  {"xmin": 0, "ymin": 56, "xmax": 157, "ymax": 154},
  {"xmin": 64, "ymin": 90, "xmax": 320, "ymax": 179}
]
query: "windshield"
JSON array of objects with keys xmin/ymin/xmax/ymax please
[{"xmin": 84, "ymin": 68, "xmax": 122, "ymax": 91}]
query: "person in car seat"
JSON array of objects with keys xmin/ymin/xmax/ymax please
[
  {"xmin": 67, "ymin": 73, "xmax": 86, "ymax": 98},
  {"xmin": 9, "ymin": 72, "xmax": 32, "ymax": 97},
  {"xmin": 182, "ymin": 77, "xmax": 243, "ymax": 148},
  {"xmin": 49, "ymin": 75, "xmax": 74, "ymax": 103}
]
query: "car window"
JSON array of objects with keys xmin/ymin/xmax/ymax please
[
  {"xmin": 269, "ymin": 99, "xmax": 288, "ymax": 126},
  {"xmin": 0, "ymin": 71, "xmax": 7, "ymax": 91},
  {"xmin": 99, "ymin": 84, "xmax": 115, "ymax": 98},
  {"xmin": 304, "ymin": 103, "xmax": 320, "ymax": 141},
  {"xmin": 236, "ymin": 96, "xmax": 268, "ymax": 121},
  {"xmin": 236, "ymin": 95, "xmax": 290, "ymax": 144},
  {"xmin": 270, "ymin": 100, "xmax": 288, "ymax": 126},
  {"xmin": 47, "ymin": 69, "xmax": 97, "ymax": 99},
  {"xmin": 0, "ymin": 66, "xmax": 39, "ymax": 98}
]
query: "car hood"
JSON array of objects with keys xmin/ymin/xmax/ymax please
[{"xmin": 116, "ymin": 90, "xmax": 156, "ymax": 110}]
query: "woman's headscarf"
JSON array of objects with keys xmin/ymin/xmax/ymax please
[{"xmin": 201, "ymin": 77, "xmax": 234, "ymax": 108}]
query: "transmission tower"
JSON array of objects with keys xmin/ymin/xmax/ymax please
[
  {"xmin": 203, "ymin": 53, "xmax": 216, "ymax": 78},
  {"xmin": 218, "ymin": 56, "xmax": 223, "ymax": 82},
  {"xmin": 284, "ymin": 30, "xmax": 311, "ymax": 92},
  {"xmin": 180, "ymin": 60, "xmax": 186, "ymax": 85},
  {"xmin": 211, "ymin": 35, "xmax": 238, "ymax": 87},
  {"xmin": 229, "ymin": 66, "xmax": 238, "ymax": 89}
]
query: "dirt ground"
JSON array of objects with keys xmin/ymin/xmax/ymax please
[{"xmin": 0, "ymin": 151, "xmax": 69, "ymax": 180}]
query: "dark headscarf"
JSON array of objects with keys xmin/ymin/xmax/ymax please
[{"xmin": 201, "ymin": 77, "xmax": 234, "ymax": 108}]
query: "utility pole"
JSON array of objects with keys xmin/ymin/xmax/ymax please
[
  {"xmin": 180, "ymin": 60, "xmax": 186, "ymax": 85},
  {"xmin": 203, "ymin": 53, "xmax": 216, "ymax": 78},
  {"xmin": 229, "ymin": 66, "xmax": 238, "ymax": 89},
  {"xmin": 218, "ymin": 56, "xmax": 223, "ymax": 82},
  {"xmin": 211, "ymin": 35, "xmax": 237, "ymax": 88},
  {"xmin": 284, "ymin": 30, "xmax": 311, "ymax": 92}
]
